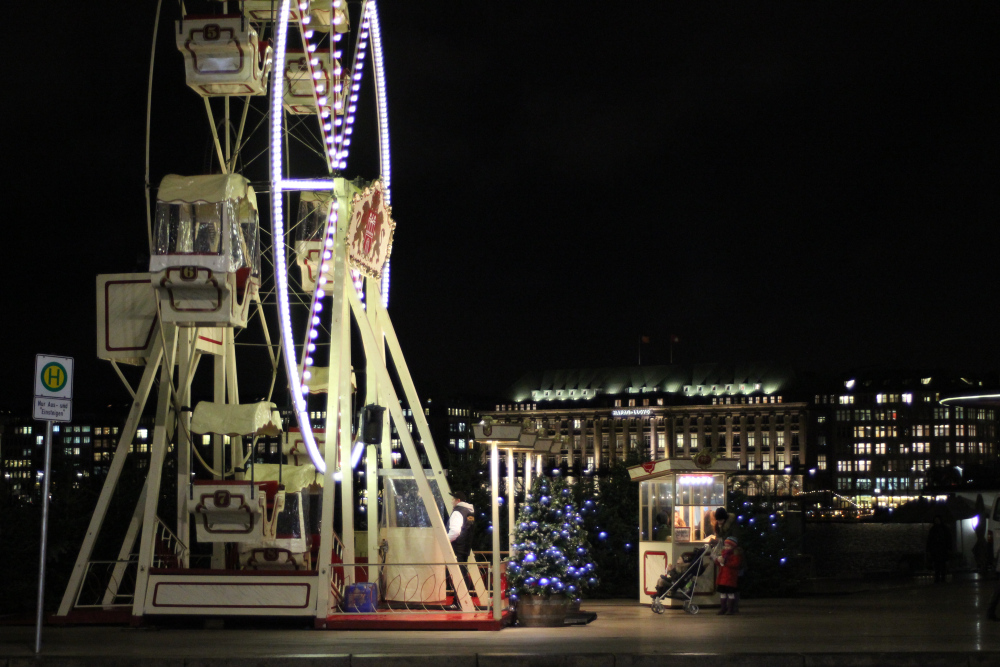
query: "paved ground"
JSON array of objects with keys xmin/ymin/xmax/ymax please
[{"xmin": 1, "ymin": 575, "xmax": 997, "ymax": 667}]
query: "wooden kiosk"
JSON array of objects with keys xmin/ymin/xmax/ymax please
[{"xmin": 628, "ymin": 456, "xmax": 737, "ymax": 608}]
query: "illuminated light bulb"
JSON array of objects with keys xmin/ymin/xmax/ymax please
[
  {"xmin": 318, "ymin": 96, "xmax": 328, "ymax": 105},
  {"xmin": 352, "ymin": 83, "xmax": 360, "ymax": 91},
  {"xmin": 319, "ymin": 276, "xmax": 328, "ymax": 285},
  {"xmin": 334, "ymin": 33, "xmax": 343, "ymax": 42},
  {"xmin": 302, "ymin": 15, "xmax": 311, "ymax": 24},
  {"xmin": 344, "ymin": 138, "xmax": 351, "ymax": 146},
  {"xmin": 315, "ymin": 84, "xmax": 326, "ymax": 93},
  {"xmin": 312, "ymin": 71, "xmax": 322, "ymax": 80},
  {"xmin": 334, "ymin": 50, "xmax": 343, "ymax": 58},
  {"xmin": 339, "ymin": 160, "xmax": 347, "ymax": 168},
  {"xmin": 308, "ymin": 343, "xmax": 317, "ymax": 352},
  {"xmin": 309, "ymin": 329, "xmax": 319, "ymax": 340},
  {"xmin": 314, "ymin": 302, "xmax": 323, "ymax": 312},
  {"xmin": 311, "ymin": 58, "xmax": 319, "ymax": 66},
  {"xmin": 348, "ymin": 105, "xmax": 356, "ymax": 112},
  {"xmin": 335, "ymin": 118, "xmax": 343, "ymax": 126},
  {"xmin": 353, "ymin": 73, "xmax": 362, "ymax": 81},
  {"xmin": 350, "ymin": 94, "xmax": 358, "ymax": 102},
  {"xmin": 312, "ymin": 316, "xmax": 320, "ymax": 326},
  {"xmin": 303, "ymin": 371, "xmax": 312, "ymax": 380},
  {"xmin": 325, "ymin": 238, "xmax": 335, "ymax": 247},
  {"xmin": 305, "ymin": 30, "xmax": 315, "ymax": 39},
  {"xmin": 321, "ymin": 263, "xmax": 330, "ymax": 273},
  {"xmin": 300, "ymin": 386, "xmax": 309, "ymax": 394},
  {"xmin": 324, "ymin": 123, "xmax": 332, "ymax": 131},
  {"xmin": 324, "ymin": 251, "xmax": 332, "ymax": 260},
  {"xmin": 321, "ymin": 109, "xmax": 330, "ymax": 118},
  {"xmin": 298, "ymin": 1, "xmax": 307, "ymax": 10},
  {"xmin": 308, "ymin": 43, "xmax": 317, "ymax": 52}
]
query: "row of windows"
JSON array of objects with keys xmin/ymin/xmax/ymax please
[{"xmin": 836, "ymin": 477, "xmax": 926, "ymax": 491}]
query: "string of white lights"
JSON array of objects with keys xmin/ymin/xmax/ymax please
[
  {"xmin": 269, "ymin": 0, "xmax": 393, "ymax": 472},
  {"xmin": 271, "ymin": 0, "xmax": 331, "ymax": 474},
  {"xmin": 367, "ymin": 1, "xmax": 392, "ymax": 307}
]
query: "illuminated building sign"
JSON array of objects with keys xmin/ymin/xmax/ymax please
[{"xmin": 612, "ymin": 408, "xmax": 651, "ymax": 417}]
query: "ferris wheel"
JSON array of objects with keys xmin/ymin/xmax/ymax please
[
  {"xmin": 58, "ymin": 0, "xmax": 482, "ymax": 624},
  {"xmin": 142, "ymin": 0, "xmax": 396, "ymax": 475}
]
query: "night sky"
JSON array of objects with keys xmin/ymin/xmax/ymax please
[{"xmin": 3, "ymin": 2, "xmax": 999, "ymax": 413}]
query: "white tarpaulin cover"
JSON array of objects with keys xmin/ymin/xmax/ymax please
[
  {"xmin": 249, "ymin": 463, "xmax": 322, "ymax": 494},
  {"xmin": 158, "ymin": 174, "xmax": 256, "ymax": 209},
  {"xmin": 191, "ymin": 401, "xmax": 282, "ymax": 436}
]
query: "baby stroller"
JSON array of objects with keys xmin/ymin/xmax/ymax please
[{"xmin": 650, "ymin": 542, "xmax": 720, "ymax": 615}]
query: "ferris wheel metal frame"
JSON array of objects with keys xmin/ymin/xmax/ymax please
[{"xmin": 53, "ymin": 0, "xmax": 505, "ymax": 625}]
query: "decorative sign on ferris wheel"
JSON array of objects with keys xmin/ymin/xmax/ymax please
[{"xmin": 347, "ymin": 180, "xmax": 395, "ymax": 281}]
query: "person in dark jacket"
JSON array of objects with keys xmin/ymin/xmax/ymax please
[
  {"xmin": 446, "ymin": 491, "xmax": 475, "ymax": 607},
  {"xmin": 926, "ymin": 515, "xmax": 951, "ymax": 583}
]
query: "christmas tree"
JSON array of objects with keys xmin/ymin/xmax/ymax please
[{"xmin": 508, "ymin": 473, "xmax": 598, "ymax": 605}]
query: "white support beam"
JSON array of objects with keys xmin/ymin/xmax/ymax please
[
  {"xmin": 211, "ymin": 329, "xmax": 227, "ymax": 569},
  {"xmin": 204, "ymin": 98, "xmax": 228, "ymax": 175},
  {"xmin": 132, "ymin": 327, "xmax": 178, "ymax": 618},
  {"xmin": 507, "ymin": 448, "xmax": 515, "ymax": 552},
  {"xmin": 176, "ymin": 330, "xmax": 195, "ymax": 567},
  {"xmin": 57, "ymin": 335, "xmax": 164, "ymax": 616},
  {"xmin": 336, "ymin": 277, "xmax": 355, "ymax": 582},
  {"xmin": 371, "ymin": 296, "xmax": 451, "ymax": 499},
  {"xmin": 348, "ymin": 288, "xmax": 473, "ymax": 612},
  {"xmin": 490, "ymin": 442, "xmax": 501, "ymax": 620},
  {"xmin": 226, "ymin": 328, "xmax": 244, "ymax": 478},
  {"xmin": 317, "ymin": 210, "xmax": 351, "ymax": 619},
  {"xmin": 101, "ymin": 480, "xmax": 149, "ymax": 607},
  {"xmin": 364, "ymin": 277, "xmax": 383, "ymax": 575}
]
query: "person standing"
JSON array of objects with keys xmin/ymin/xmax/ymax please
[
  {"xmin": 715, "ymin": 536, "xmax": 742, "ymax": 614},
  {"xmin": 446, "ymin": 491, "xmax": 475, "ymax": 607},
  {"xmin": 926, "ymin": 515, "xmax": 951, "ymax": 584}
]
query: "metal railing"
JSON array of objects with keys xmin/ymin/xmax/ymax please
[
  {"xmin": 328, "ymin": 559, "xmax": 508, "ymax": 615},
  {"xmin": 153, "ymin": 516, "xmax": 189, "ymax": 567},
  {"xmin": 74, "ymin": 559, "xmax": 138, "ymax": 608},
  {"xmin": 74, "ymin": 516, "xmax": 190, "ymax": 609}
]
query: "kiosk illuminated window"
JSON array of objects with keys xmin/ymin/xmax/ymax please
[
  {"xmin": 640, "ymin": 479, "xmax": 674, "ymax": 541},
  {"xmin": 673, "ymin": 474, "xmax": 725, "ymax": 542}
]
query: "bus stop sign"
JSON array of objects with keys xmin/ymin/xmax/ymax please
[{"xmin": 33, "ymin": 354, "xmax": 74, "ymax": 422}]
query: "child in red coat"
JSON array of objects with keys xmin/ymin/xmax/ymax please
[{"xmin": 715, "ymin": 536, "xmax": 742, "ymax": 615}]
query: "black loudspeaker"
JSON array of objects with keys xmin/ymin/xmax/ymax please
[{"xmin": 362, "ymin": 404, "xmax": 386, "ymax": 444}]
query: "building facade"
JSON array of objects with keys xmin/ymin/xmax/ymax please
[{"xmin": 481, "ymin": 365, "xmax": 1000, "ymax": 511}]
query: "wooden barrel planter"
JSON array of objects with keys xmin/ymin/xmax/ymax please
[{"xmin": 517, "ymin": 594, "xmax": 568, "ymax": 627}]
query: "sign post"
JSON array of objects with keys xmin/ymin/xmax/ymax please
[{"xmin": 32, "ymin": 355, "xmax": 73, "ymax": 655}]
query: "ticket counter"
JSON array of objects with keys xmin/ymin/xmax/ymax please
[{"xmin": 629, "ymin": 457, "xmax": 737, "ymax": 606}]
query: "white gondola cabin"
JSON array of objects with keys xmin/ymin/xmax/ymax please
[
  {"xmin": 294, "ymin": 183, "xmax": 362, "ymax": 293},
  {"xmin": 240, "ymin": 0, "xmax": 349, "ymax": 33},
  {"xmin": 176, "ymin": 15, "xmax": 272, "ymax": 97},
  {"xmin": 151, "ymin": 174, "xmax": 260, "ymax": 328},
  {"xmin": 283, "ymin": 50, "xmax": 348, "ymax": 116}
]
